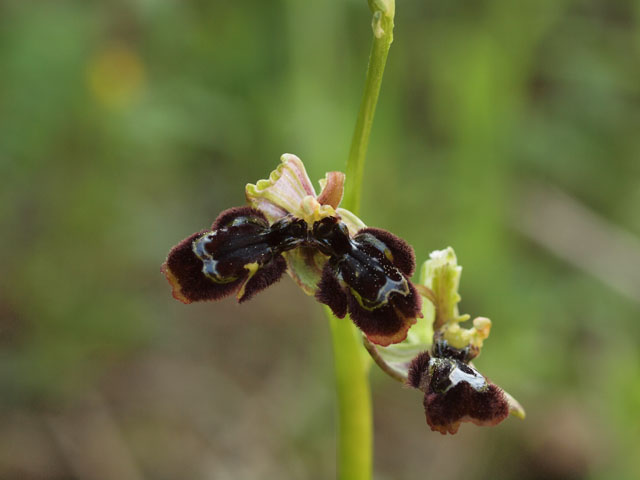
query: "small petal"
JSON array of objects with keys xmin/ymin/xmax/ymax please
[{"xmin": 317, "ymin": 171, "xmax": 345, "ymax": 208}]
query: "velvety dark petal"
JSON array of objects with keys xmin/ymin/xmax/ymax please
[
  {"xmin": 162, "ymin": 230, "xmax": 243, "ymax": 304},
  {"xmin": 315, "ymin": 265, "xmax": 348, "ymax": 318},
  {"xmin": 237, "ymin": 255, "xmax": 288, "ymax": 303},
  {"xmin": 424, "ymin": 382, "xmax": 509, "ymax": 435},
  {"xmin": 392, "ymin": 280, "xmax": 423, "ymax": 321},
  {"xmin": 310, "ymin": 216, "xmax": 421, "ymax": 344},
  {"xmin": 407, "ymin": 351, "xmax": 431, "ymax": 390},
  {"xmin": 211, "ymin": 206, "xmax": 268, "ymax": 230},
  {"xmin": 355, "ymin": 227, "xmax": 416, "ymax": 276},
  {"xmin": 346, "ymin": 293, "xmax": 416, "ymax": 346}
]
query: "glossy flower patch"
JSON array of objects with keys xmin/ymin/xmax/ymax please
[
  {"xmin": 162, "ymin": 206, "xmax": 308, "ymax": 304},
  {"xmin": 162, "ymin": 155, "xmax": 524, "ymax": 437},
  {"xmin": 163, "ymin": 154, "xmax": 424, "ymax": 347},
  {"xmin": 312, "ymin": 216, "xmax": 422, "ymax": 346},
  {"xmin": 364, "ymin": 247, "xmax": 525, "ymax": 434},
  {"xmin": 407, "ymin": 342, "xmax": 509, "ymax": 435}
]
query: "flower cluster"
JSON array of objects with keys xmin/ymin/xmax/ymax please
[
  {"xmin": 162, "ymin": 154, "xmax": 524, "ymax": 434},
  {"xmin": 374, "ymin": 247, "xmax": 525, "ymax": 433},
  {"xmin": 162, "ymin": 154, "xmax": 422, "ymax": 347}
]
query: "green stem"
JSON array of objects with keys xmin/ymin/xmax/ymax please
[
  {"xmin": 342, "ymin": 0, "xmax": 395, "ymax": 214},
  {"xmin": 328, "ymin": 2, "xmax": 395, "ymax": 480},
  {"xmin": 328, "ymin": 310, "xmax": 372, "ymax": 480}
]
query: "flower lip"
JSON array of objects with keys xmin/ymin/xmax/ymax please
[
  {"xmin": 163, "ymin": 207, "xmax": 308, "ymax": 304},
  {"xmin": 313, "ymin": 218, "xmax": 422, "ymax": 346},
  {"xmin": 407, "ymin": 342, "xmax": 510, "ymax": 435},
  {"xmin": 314, "ymin": 217, "xmax": 409, "ymax": 309},
  {"xmin": 193, "ymin": 211, "xmax": 308, "ymax": 286},
  {"xmin": 162, "ymin": 229, "xmax": 243, "ymax": 304},
  {"xmin": 345, "ymin": 230, "xmax": 411, "ymax": 308}
]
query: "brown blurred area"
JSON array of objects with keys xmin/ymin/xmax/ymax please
[{"xmin": 1, "ymin": 0, "xmax": 639, "ymax": 479}]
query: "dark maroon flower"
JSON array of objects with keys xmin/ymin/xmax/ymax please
[
  {"xmin": 408, "ymin": 347, "xmax": 509, "ymax": 435},
  {"xmin": 162, "ymin": 207, "xmax": 308, "ymax": 304},
  {"xmin": 312, "ymin": 216, "xmax": 422, "ymax": 346}
]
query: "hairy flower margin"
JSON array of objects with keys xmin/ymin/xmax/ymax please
[
  {"xmin": 163, "ymin": 154, "xmax": 422, "ymax": 347},
  {"xmin": 162, "ymin": 154, "xmax": 525, "ymax": 434}
]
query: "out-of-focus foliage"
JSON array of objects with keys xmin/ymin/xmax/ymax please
[{"xmin": 1, "ymin": 0, "xmax": 639, "ymax": 479}]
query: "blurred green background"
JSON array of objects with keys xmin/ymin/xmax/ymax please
[{"xmin": 1, "ymin": 0, "xmax": 639, "ymax": 479}]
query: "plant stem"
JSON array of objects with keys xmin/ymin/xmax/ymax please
[
  {"xmin": 328, "ymin": 310, "xmax": 372, "ymax": 480},
  {"xmin": 362, "ymin": 337, "xmax": 406, "ymax": 383},
  {"xmin": 328, "ymin": 2, "xmax": 395, "ymax": 479},
  {"xmin": 342, "ymin": 0, "xmax": 395, "ymax": 214}
]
